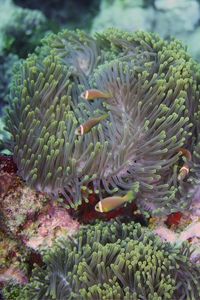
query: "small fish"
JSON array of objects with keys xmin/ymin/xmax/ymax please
[
  {"xmin": 95, "ymin": 190, "xmax": 136, "ymax": 213},
  {"xmin": 178, "ymin": 166, "xmax": 190, "ymax": 181},
  {"xmin": 75, "ymin": 114, "xmax": 109, "ymax": 136},
  {"xmin": 177, "ymin": 148, "xmax": 192, "ymax": 181},
  {"xmin": 80, "ymin": 89, "xmax": 112, "ymax": 100}
]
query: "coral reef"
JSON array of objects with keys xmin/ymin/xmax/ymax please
[
  {"xmin": 149, "ymin": 198, "xmax": 200, "ymax": 265},
  {"xmin": 22, "ymin": 204, "xmax": 79, "ymax": 251},
  {"xmin": 154, "ymin": 0, "xmax": 200, "ymax": 36},
  {"xmin": 0, "ymin": 227, "xmax": 30, "ymax": 289},
  {"xmin": 1, "ymin": 181, "xmax": 47, "ymax": 235},
  {"xmin": 92, "ymin": 0, "xmax": 155, "ymax": 33},
  {"xmin": 14, "ymin": 0, "xmax": 100, "ymax": 31},
  {"xmin": 0, "ymin": 153, "xmax": 80, "ymax": 299},
  {"xmin": 0, "ymin": 0, "xmax": 48, "ymax": 58},
  {"xmin": 0, "ymin": 155, "xmax": 17, "ymax": 197},
  {"xmin": 153, "ymin": 217, "xmax": 200, "ymax": 264},
  {"xmin": 0, "ymin": 0, "xmax": 55, "ymax": 128},
  {"xmin": 5, "ymin": 28, "xmax": 200, "ymax": 215},
  {"xmin": 1, "ymin": 3, "xmax": 200, "ymax": 300},
  {"xmin": 0, "ymin": 154, "xmax": 79, "ymax": 250},
  {"xmin": 0, "ymin": 53, "xmax": 18, "ymax": 110},
  {"xmin": 0, "ymin": 233, "xmax": 22, "ymax": 272},
  {"xmin": 91, "ymin": 0, "xmax": 200, "ymax": 61},
  {"xmin": 0, "ymin": 155, "xmax": 41, "ymax": 286},
  {"xmin": 0, "ymin": 120, "xmax": 10, "ymax": 155},
  {"xmin": 6, "ymin": 220, "xmax": 200, "ymax": 300},
  {"xmin": 0, "ymin": 155, "xmax": 48, "ymax": 235}
]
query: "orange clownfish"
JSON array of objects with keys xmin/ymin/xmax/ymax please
[
  {"xmin": 177, "ymin": 148, "xmax": 192, "ymax": 181},
  {"xmin": 80, "ymin": 89, "xmax": 112, "ymax": 100},
  {"xmin": 75, "ymin": 114, "xmax": 109, "ymax": 136},
  {"xmin": 95, "ymin": 190, "xmax": 136, "ymax": 213}
]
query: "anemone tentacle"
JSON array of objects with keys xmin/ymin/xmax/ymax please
[
  {"xmin": 5, "ymin": 28, "xmax": 200, "ymax": 214},
  {"xmin": 8, "ymin": 220, "xmax": 200, "ymax": 300}
]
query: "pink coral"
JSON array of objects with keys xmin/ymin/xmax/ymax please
[
  {"xmin": 0, "ymin": 154, "xmax": 49, "ymax": 234},
  {"xmin": 1, "ymin": 180, "xmax": 48, "ymax": 234},
  {"xmin": 154, "ymin": 226, "xmax": 177, "ymax": 243},
  {"xmin": 153, "ymin": 218, "xmax": 200, "ymax": 264},
  {"xmin": 179, "ymin": 221, "xmax": 200, "ymax": 241},
  {"xmin": 0, "ymin": 266, "xmax": 28, "ymax": 285},
  {"xmin": 22, "ymin": 203, "xmax": 79, "ymax": 250}
]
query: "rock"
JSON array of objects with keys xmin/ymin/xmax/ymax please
[
  {"xmin": 178, "ymin": 28, "xmax": 200, "ymax": 62},
  {"xmin": 154, "ymin": 0, "xmax": 200, "ymax": 37},
  {"xmin": 91, "ymin": 0, "xmax": 155, "ymax": 33},
  {"xmin": 155, "ymin": 0, "xmax": 198, "ymax": 10}
]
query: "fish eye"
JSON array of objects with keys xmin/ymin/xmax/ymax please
[
  {"xmin": 95, "ymin": 203, "xmax": 99, "ymax": 211},
  {"xmin": 75, "ymin": 127, "xmax": 81, "ymax": 135},
  {"xmin": 80, "ymin": 92, "xmax": 86, "ymax": 99}
]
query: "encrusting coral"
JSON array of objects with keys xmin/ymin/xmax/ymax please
[
  {"xmin": 0, "ymin": 155, "xmax": 48, "ymax": 235},
  {"xmin": 5, "ymin": 28, "xmax": 200, "ymax": 215},
  {"xmin": 21, "ymin": 203, "xmax": 80, "ymax": 250},
  {"xmin": 5, "ymin": 220, "xmax": 200, "ymax": 300},
  {"xmin": 0, "ymin": 153, "xmax": 80, "ymax": 291}
]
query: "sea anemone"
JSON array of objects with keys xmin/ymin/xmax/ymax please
[
  {"xmin": 5, "ymin": 28, "xmax": 200, "ymax": 215},
  {"xmin": 6, "ymin": 220, "xmax": 200, "ymax": 300}
]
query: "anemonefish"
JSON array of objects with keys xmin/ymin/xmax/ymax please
[
  {"xmin": 95, "ymin": 190, "xmax": 136, "ymax": 213},
  {"xmin": 177, "ymin": 147, "xmax": 192, "ymax": 181},
  {"xmin": 75, "ymin": 114, "xmax": 109, "ymax": 136},
  {"xmin": 80, "ymin": 89, "xmax": 112, "ymax": 100}
]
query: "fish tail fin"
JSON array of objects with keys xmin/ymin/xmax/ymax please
[
  {"xmin": 103, "ymin": 91, "xmax": 112, "ymax": 98},
  {"xmin": 101, "ymin": 113, "xmax": 109, "ymax": 120},
  {"xmin": 124, "ymin": 191, "xmax": 135, "ymax": 202},
  {"xmin": 124, "ymin": 182, "xmax": 140, "ymax": 203}
]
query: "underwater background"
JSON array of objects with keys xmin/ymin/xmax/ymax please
[{"xmin": 1, "ymin": 0, "xmax": 200, "ymax": 299}]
